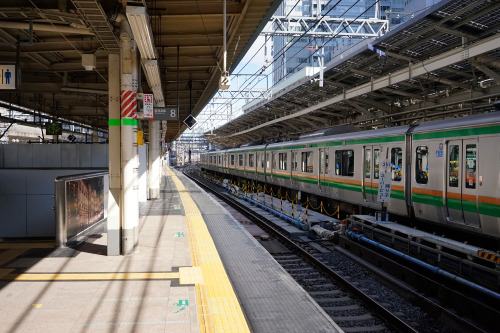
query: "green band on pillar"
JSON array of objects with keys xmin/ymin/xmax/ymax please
[
  {"xmin": 122, "ymin": 119, "xmax": 138, "ymax": 126},
  {"xmin": 109, "ymin": 119, "xmax": 120, "ymax": 126}
]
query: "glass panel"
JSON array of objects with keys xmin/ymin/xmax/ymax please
[
  {"xmin": 365, "ymin": 149, "xmax": 371, "ymax": 178},
  {"xmin": 272, "ymin": 153, "xmax": 277, "ymax": 169},
  {"xmin": 335, "ymin": 150, "xmax": 341, "ymax": 175},
  {"xmin": 391, "ymin": 148, "xmax": 403, "ymax": 181},
  {"xmin": 301, "ymin": 151, "xmax": 313, "ymax": 173},
  {"xmin": 279, "ymin": 153, "xmax": 287, "ymax": 170},
  {"xmin": 465, "ymin": 144, "xmax": 476, "ymax": 189},
  {"xmin": 325, "ymin": 152, "xmax": 329, "ymax": 173},
  {"xmin": 449, "ymin": 145, "xmax": 459, "ymax": 187},
  {"xmin": 320, "ymin": 151, "xmax": 325, "ymax": 174},
  {"xmin": 374, "ymin": 149, "xmax": 380, "ymax": 179},
  {"xmin": 415, "ymin": 146, "xmax": 428, "ymax": 184},
  {"xmin": 266, "ymin": 153, "xmax": 270, "ymax": 169},
  {"xmin": 249, "ymin": 154, "xmax": 254, "ymax": 167},
  {"xmin": 343, "ymin": 150, "xmax": 354, "ymax": 177},
  {"xmin": 231, "ymin": 155, "xmax": 235, "ymax": 166},
  {"xmin": 239, "ymin": 154, "xmax": 243, "ymax": 166}
]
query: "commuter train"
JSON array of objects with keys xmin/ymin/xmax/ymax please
[{"xmin": 200, "ymin": 112, "xmax": 500, "ymax": 240}]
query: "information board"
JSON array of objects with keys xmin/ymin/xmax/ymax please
[
  {"xmin": 377, "ymin": 158, "xmax": 392, "ymax": 202},
  {"xmin": 143, "ymin": 94, "xmax": 153, "ymax": 118},
  {"xmin": 154, "ymin": 107, "xmax": 178, "ymax": 120}
]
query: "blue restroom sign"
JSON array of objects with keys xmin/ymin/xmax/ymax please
[{"xmin": 0, "ymin": 65, "xmax": 16, "ymax": 90}]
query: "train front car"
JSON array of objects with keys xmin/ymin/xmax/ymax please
[{"xmin": 411, "ymin": 112, "xmax": 500, "ymax": 239}]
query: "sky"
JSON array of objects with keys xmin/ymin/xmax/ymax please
[{"xmin": 194, "ymin": 35, "xmax": 272, "ymax": 134}]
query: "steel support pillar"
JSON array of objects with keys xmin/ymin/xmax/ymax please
[
  {"xmin": 120, "ymin": 21, "xmax": 139, "ymax": 255},
  {"xmin": 107, "ymin": 52, "xmax": 121, "ymax": 256}
]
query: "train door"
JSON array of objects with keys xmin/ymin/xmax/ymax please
[
  {"xmin": 446, "ymin": 139, "xmax": 480, "ymax": 227},
  {"xmin": 362, "ymin": 146, "xmax": 378, "ymax": 203},
  {"xmin": 319, "ymin": 148, "xmax": 329, "ymax": 193}
]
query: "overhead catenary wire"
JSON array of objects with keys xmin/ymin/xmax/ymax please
[{"xmin": 199, "ymin": 0, "xmax": 368, "ymax": 130}]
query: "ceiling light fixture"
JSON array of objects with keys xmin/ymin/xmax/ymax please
[{"xmin": 126, "ymin": 4, "xmax": 157, "ymax": 60}]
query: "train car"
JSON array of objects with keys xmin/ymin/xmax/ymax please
[
  {"xmin": 200, "ymin": 112, "xmax": 500, "ymax": 239},
  {"xmin": 410, "ymin": 112, "xmax": 500, "ymax": 238}
]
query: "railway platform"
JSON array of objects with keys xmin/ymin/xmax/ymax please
[{"xmin": 0, "ymin": 167, "xmax": 342, "ymax": 333}]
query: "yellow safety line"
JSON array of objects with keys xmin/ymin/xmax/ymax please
[
  {"xmin": 168, "ymin": 168, "xmax": 250, "ymax": 333},
  {"xmin": 1, "ymin": 271, "xmax": 180, "ymax": 281}
]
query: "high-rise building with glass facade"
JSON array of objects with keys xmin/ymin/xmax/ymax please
[{"xmin": 271, "ymin": 0, "xmax": 438, "ymax": 85}]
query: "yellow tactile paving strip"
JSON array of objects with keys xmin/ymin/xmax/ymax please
[{"xmin": 168, "ymin": 168, "xmax": 250, "ymax": 333}]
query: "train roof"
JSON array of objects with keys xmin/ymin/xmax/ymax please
[
  {"xmin": 412, "ymin": 111, "xmax": 500, "ymax": 134},
  {"xmin": 266, "ymin": 125, "xmax": 409, "ymax": 149}
]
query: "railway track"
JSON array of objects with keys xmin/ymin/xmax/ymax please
[{"xmin": 184, "ymin": 169, "xmax": 494, "ymax": 332}]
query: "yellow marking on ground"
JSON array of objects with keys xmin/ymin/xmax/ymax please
[
  {"xmin": 1, "ymin": 272, "xmax": 179, "ymax": 281},
  {"xmin": 0, "ymin": 242, "xmax": 55, "ymax": 249},
  {"xmin": 180, "ymin": 266, "xmax": 204, "ymax": 284},
  {"xmin": 168, "ymin": 168, "xmax": 250, "ymax": 333},
  {"xmin": 32, "ymin": 304, "xmax": 42, "ymax": 308},
  {"xmin": 0, "ymin": 248, "xmax": 29, "ymax": 266}
]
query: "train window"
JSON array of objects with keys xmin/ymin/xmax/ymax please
[
  {"xmin": 279, "ymin": 153, "xmax": 287, "ymax": 170},
  {"xmin": 291, "ymin": 152, "xmax": 297, "ymax": 171},
  {"xmin": 374, "ymin": 149, "xmax": 380, "ymax": 179},
  {"xmin": 365, "ymin": 149, "xmax": 371, "ymax": 178},
  {"xmin": 465, "ymin": 144, "xmax": 476, "ymax": 189},
  {"xmin": 238, "ymin": 154, "xmax": 243, "ymax": 167},
  {"xmin": 249, "ymin": 154, "xmax": 255, "ymax": 167},
  {"xmin": 335, "ymin": 150, "xmax": 354, "ymax": 177},
  {"xmin": 301, "ymin": 151, "xmax": 314, "ymax": 173},
  {"xmin": 231, "ymin": 155, "xmax": 235, "ymax": 166},
  {"xmin": 449, "ymin": 145, "xmax": 459, "ymax": 187},
  {"xmin": 415, "ymin": 146, "xmax": 428, "ymax": 184},
  {"xmin": 266, "ymin": 153, "xmax": 271, "ymax": 169},
  {"xmin": 391, "ymin": 148, "xmax": 403, "ymax": 181},
  {"xmin": 272, "ymin": 153, "xmax": 277, "ymax": 169},
  {"xmin": 218, "ymin": 156, "xmax": 221, "ymax": 165},
  {"xmin": 325, "ymin": 152, "xmax": 329, "ymax": 173}
]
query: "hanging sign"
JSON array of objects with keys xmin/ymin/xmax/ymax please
[
  {"xmin": 154, "ymin": 107, "xmax": 179, "ymax": 120},
  {"xmin": 143, "ymin": 94, "xmax": 153, "ymax": 118},
  {"xmin": 0, "ymin": 64, "xmax": 16, "ymax": 90},
  {"xmin": 377, "ymin": 158, "xmax": 392, "ymax": 202}
]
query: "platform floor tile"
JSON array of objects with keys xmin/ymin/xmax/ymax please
[{"xmin": 175, "ymin": 170, "xmax": 343, "ymax": 333}]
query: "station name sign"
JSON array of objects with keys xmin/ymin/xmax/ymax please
[{"xmin": 154, "ymin": 107, "xmax": 179, "ymax": 120}]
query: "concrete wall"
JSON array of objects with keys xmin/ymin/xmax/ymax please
[
  {"xmin": 0, "ymin": 144, "xmax": 109, "ymax": 238},
  {"xmin": 0, "ymin": 143, "xmax": 108, "ymax": 168},
  {"xmin": 0, "ymin": 169, "xmax": 106, "ymax": 238}
]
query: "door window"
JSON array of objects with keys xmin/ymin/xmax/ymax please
[
  {"xmin": 364, "ymin": 149, "xmax": 371, "ymax": 178},
  {"xmin": 465, "ymin": 144, "xmax": 476, "ymax": 189},
  {"xmin": 391, "ymin": 148, "xmax": 403, "ymax": 181},
  {"xmin": 449, "ymin": 145, "xmax": 459, "ymax": 187},
  {"xmin": 415, "ymin": 146, "xmax": 428, "ymax": 184}
]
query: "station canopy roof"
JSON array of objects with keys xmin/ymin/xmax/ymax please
[
  {"xmin": 207, "ymin": 0, "xmax": 500, "ymax": 147},
  {"xmin": 0, "ymin": 0, "xmax": 280, "ymax": 142}
]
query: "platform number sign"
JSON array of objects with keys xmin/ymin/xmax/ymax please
[
  {"xmin": 143, "ymin": 94, "xmax": 153, "ymax": 118},
  {"xmin": 153, "ymin": 107, "xmax": 179, "ymax": 120},
  {"xmin": 377, "ymin": 158, "xmax": 392, "ymax": 202}
]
